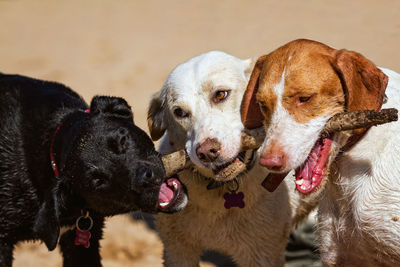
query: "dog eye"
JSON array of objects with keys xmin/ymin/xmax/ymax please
[
  {"xmin": 92, "ymin": 178, "xmax": 104, "ymax": 188},
  {"xmin": 173, "ymin": 108, "xmax": 189, "ymax": 118},
  {"xmin": 298, "ymin": 95, "xmax": 312, "ymax": 103},
  {"xmin": 212, "ymin": 90, "xmax": 230, "ymax": 103},
  {"xmin": 259, "ymin": 102, "xmax": 268, "ymax": 113},
  {"xmin": 89, "ymin": 171, "xmax": 109, "ymax": 189}
]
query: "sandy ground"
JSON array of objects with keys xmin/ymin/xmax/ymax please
[{"xmin": 0, "ymin": 0, "xmax": 399, "ymax": 266}]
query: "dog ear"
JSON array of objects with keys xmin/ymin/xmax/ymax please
[
  {"xmin": 90, "ymin": 96, "xmax": 133, "ymax": 120},
  {"xmin": 331, "ymin": 49, "xmax": 388, "ymax": 112},
  {"xmin": 147, "ymin": 91, "xmax": 166, "ymax": 141},
  {"xmin": 33, "ymin": 193, "xmax": 60, "ymax": 251},
  {"xmin": 241, "ymin": 55, "xmax": 268, "ymax": 129}
]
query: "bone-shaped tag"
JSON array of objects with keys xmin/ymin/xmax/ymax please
[
  {"xmin": 224, "ymin": 191, "xmax": 245, "ymax": 209},
  {"xmin": 74, "ymin": 229, "xmax": 91, "ymax": 248}
]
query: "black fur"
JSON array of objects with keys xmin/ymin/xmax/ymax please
[{"xmin": 0, "ymin": 74, "xmax": 167, "ymax": 266}]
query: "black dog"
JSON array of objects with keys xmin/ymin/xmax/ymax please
[{"xmin": 0, "ymin": 73, "xmax": 187, "ymax": 266}]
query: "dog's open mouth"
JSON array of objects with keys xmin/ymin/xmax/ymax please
[
  {"xmin": 157, "ymin": 178, "xmax": 182, "ymax": 210},
  {"xmin": 212, "ymin": 151, "xmax": 254, "ymax": 182},
  {"xmin": 294, "ymin": 135, "xmax": 333, "ymax": 194}
]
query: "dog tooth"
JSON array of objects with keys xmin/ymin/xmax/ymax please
[
  {"xmin": 295, "ymin": 179, "xmax": 304, "ymax": 185},
  {"xmin": 301, "ymin": 184, "xmax": 311, "ymax": 190},
  {"xmin": 312, "ymin": 177, "xmax": 316, "ymax": 182},
  {"xmin": 172, "ymin": 181, "xmax": 178, "ymax": 189},
  {"xmin": 159, "ymin": 202, "xmax": 169, "ymax": 207}
]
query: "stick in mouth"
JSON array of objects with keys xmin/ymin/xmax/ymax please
[{"xmin": 161, "ymin": 108, "xmax": 398, "ymax": 184}]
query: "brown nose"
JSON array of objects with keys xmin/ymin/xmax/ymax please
[
  {"xmin": 196, "ymin": 138, "xmax": 221, "ymax": 162},
  {"xmin": 260, "ymin": 151, "xmax": 287, "ymax": 171}
]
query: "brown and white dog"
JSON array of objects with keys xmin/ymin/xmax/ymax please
[
  {"xmin": 148, "ymin": 51, "xmax": 313, "ymax": 266},
  {"xmin": 241, "ymin": 39, "xmax": 400, "ymax": 266}
]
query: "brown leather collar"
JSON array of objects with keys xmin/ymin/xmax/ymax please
[{"xmin": 341, "ymin": 128, "xmax": 370, "ymax": 152}]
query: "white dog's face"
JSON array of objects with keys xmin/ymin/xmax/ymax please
[{"xmin": 148, "ymin": 51, "xmax": 255, "ymax": 178}]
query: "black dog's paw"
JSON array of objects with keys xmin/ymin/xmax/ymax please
[
  {"xmin": 33, "ymin": 200, "xmax": 60, "ymax": 251},
  {"xmin": 89, "ymin": 96, "xmax": 133, "ymax": 119}
]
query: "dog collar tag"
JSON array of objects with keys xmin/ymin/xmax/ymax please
[
  {"xmin": 74, "ymin": 229, "xmax": 91, "ymax": 248},
  {"xmin": 74, "ymin": 211, "xmax": 93, "ymax": 248},
  {"xmin": 224, "ymin": 191, "xmax": 245, "ymax": 209}
]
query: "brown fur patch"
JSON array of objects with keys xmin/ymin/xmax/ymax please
[
  {"xmin": 147, "ymin": 91, "xmax": 166, "ymax": 141},
  {"xmin": 257, "ymin": 40, "xmax": 346, "ymax": 124},
  {"xmin": 242, "ymin": 39, "xmax": 387, "ymax": 127},
  {"xmin": 281, "ymin": 52, "xmax": 345, "ymax": 123},
  {"xmin": 331, "ymin": 49, "xmax": 388, "ymax": 113}
]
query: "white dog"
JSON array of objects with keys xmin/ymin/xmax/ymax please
[
  {"xmin": 147, "ymin": 51, "xmax": 314, "ymax": 266},
  {"xmin": 241, "ymin": 39, "xmax": 400, "ymax": 266}
]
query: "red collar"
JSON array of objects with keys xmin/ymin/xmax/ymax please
[{"xmin": 50, "ymin": 109, "xmax": 90, "ymax": 178}]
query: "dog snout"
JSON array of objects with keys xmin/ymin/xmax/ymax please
[
  {"xmin": 260, "ymin": 143, "xmax": 287, "ymax": 171},
  {"xmin": 136, "ymin": 166, "xmax": 162, "ymax": 187},
  {"xmin": 196, "ymin": 138, "xmax": 221, "ymax": 162}
]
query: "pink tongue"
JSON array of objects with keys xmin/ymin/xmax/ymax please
[
  {"xmin": 158, "ymin": 183, "xmax": 174, "ymax": 203},
  {"xmin": 296, "ymin": 142, "xmax": 321, "ymax": 182},
  {"xmin": 295, "ymin": 137, "xmax": 332, "ymax": 193}
]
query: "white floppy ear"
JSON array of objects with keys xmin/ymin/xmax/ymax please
[
  {"xmin": 147, "ymin": 91, "xmax": 166, "ymax": 141},
  {"xmin": 243, "ymin": 57, "xmax": 257, "ymax": 81}
]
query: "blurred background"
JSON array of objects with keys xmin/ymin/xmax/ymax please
[{"xmin": 1, "ymin": 0, "xmax": 399, "ymax": 266}]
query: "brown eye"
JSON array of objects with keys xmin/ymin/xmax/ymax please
[
  {"xmin": 298, "ymin": 95, "xmax": 312, "ymax": 103},
  {"xmin": 213, "ymin": 90, "xmax": 230, "ymax": 103},
  {"xmin": 173, "ymin": 108, "xmax": 189, "ymax": 118}
]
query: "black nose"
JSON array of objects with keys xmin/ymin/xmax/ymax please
[
  {"xmin": 138, "ymin": 166, "xmax": 154, "ymax": 180},
  {"xmin": 136, "ymin": 166, "xmax": 162, "ymax": 188}
]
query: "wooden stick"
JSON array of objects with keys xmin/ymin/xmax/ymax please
[
  {"xmin": 162, "ymin": 108, "xmax": 398, "ymax": 178},
  {"xmin": 240, "ymin": 108, "xmax": 398, "ymax": 150},
  {"xmin": 323, "ymin": 108, "xmax": 398, "ymax": 134},
  {"xmin": 241, "ymin": 128, "xmax": 266, "ymax": 151},
  {"xmin": 213, "ymin": 159, "xmax": 247, "ymax": 182},
  {"xmin": 162, "ymin": 150, "xmax": 190, "ymax": 178}
]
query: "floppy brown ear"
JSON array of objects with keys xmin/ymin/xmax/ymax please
[
  {"xmin": 147, "ymin": 91, "xmax": 166, "ymax": 141},
  {"xmin": 241, "ymin": 55, "xmax": 267, "ymax": 129},
  {"xmin": 331, "ymin": 49, "xmax": 388, "ymax": 112}
]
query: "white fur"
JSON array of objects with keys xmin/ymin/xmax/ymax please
[
  {"xmin": 159, "ymin": 51, "xmax": 250, "ymax": 174},
  {"xmin": 265, "ymin": 64, "xmax": 400, "ymax": 265},
  {"xmin": 317, "ymin": 68, "xmax": 400, "ymax": 266},
  {"xmin": 150, "ymin": 51, "xmax": 313, "ymax": 266}
]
